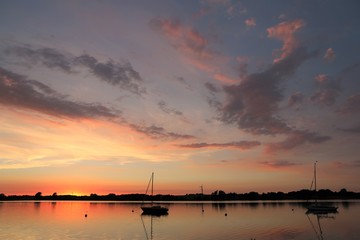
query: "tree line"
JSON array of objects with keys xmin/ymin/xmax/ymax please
[{"xmin": 1, "ymin": 188, "xmax": 359, "ymax": 201}]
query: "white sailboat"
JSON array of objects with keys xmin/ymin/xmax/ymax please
[
  {"xmin": 306, "ymin": 162, "xmax": 338, "ymax": 213},
  {"xmin": 141, "ymin": 172, "xmax": 169, "ymax": 215}
]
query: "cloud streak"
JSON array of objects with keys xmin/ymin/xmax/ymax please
[
  {"xmin": 4, "ymin": 45, "xmax": 145, "ymax": 95},
  {"xmin": 265, "ymin": 130, "xmax": 331, "ymax": 153},
  {"xmin": 177, "ymin": 140, "xmax": 261, "ymax": 150},
  {"xmin": 259, "ymin": 160, "xmax": 298, "ymax": 168},
  {"xmin": 129, "ymin": 124, "xmax": 195, "ymax": 140},
  {"xmin": 0, "ymin": 67, "xmax": 119, "ymax": 119}
]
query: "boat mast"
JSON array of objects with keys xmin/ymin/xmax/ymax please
[
  {"xmin": 151, "ymin": 172, "xmax": 154, "ymax": 197},
  {"xmin": 314, "ymin": 161, "xmax": 317, "ymax": 192}
]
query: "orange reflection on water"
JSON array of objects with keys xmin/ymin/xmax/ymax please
[{"xmin": 1, "ymin": 201, "xmax": 359, "ymax": 239}]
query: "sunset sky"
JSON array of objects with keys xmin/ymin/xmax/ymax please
[{"xmin": 1, "ymin": 0, "xmax": 360, "ymax": 196}]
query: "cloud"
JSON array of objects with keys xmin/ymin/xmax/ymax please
[
  {"xmin": 310, "ymin": 74, "xmax": 341, "ymax": 106},
  {"xmin": 150, "ymin": 18, "xmax": 212, "ymax": 60},
  {"xmin": 0, "ymin": 67, "xmax": 119, "ymax": 119},
  {"xmin": 265, "ymin": 130, "xmax": 331, "ymax": 153},
  {"xmin": 129, "ymin": 124, "xmax": 195, "ymax": 140},
  {"xmin": 245, "ymin": 18, "xmax": 256, "ymax": 27},
  {"xmin": 204, "ymin": 82, "xmax": 219, "ymax": 93},
  {"xmin": 4, "ymin": 45, "xmax": 145, "ymax": 95},
  {"xmin": 267, "ymin": 19, "xmax": 305, "ymax": 63},
  {"xmin": 338, "ymin": 125, "xmax": 360, "ymax": 133},
  {"xmin": 333, "ymin": 160, "xmax": 360, "ymax": 168},
  {"xmin": 221, "ymin": 47, "xmax": 318, "ymax": 135},
  {"xmin": 74, "ymin": 54, "xmax": 145, "ymax": 95},
  {"xmin": 158, "ymin": 100, "xmax": 183, "ymax": 116},
  {"xmin": 4, "ymin": 45, "xmax": 73, "ymax": 73},
  {"xmin": 288, "ymin": 92, "xmax": 304, "ymax": 108},
  {"xmin": 213, "ymin": 73, "xmax": 238, "ymax": 84},
  {"xmin": 177, "ymin": 140, "xmax": 261, "ymax": 150},
  {"xmin": 259, "ymin": 160, "xmax": 298, "ymax": 168},
  {"xmin": 336, "ymin": 93, "xmax": 360, "ymax": 114},
  {"xmin": 324, "ymin": 48, "xmax": 336, "ymax": 62},
  {"xmin": 150, "ymin": 18, "xmax": 234, "ymax": 85}
]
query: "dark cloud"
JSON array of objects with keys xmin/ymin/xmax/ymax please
[
  {"xmin": 5, "ymin": 45, "xmax": 73, "ymax": 73},
  {"xmin": 259, "ymin": 160, "xmax": 298, "ymax": 168},
  {"xmin": 265, "ymin": 130, "xmax": 331, "ymax": 153},
  {"xmin": 175, "ymin": 76, "xmax": 192, "ymax": 90},
  {"xmin": 333, "ymin": 160, "xmax": 360, "ymax": 168},
  {"xmin": 4, "ymin": 45, "xmax": 145, "ymax": 95},
  {"xmin": 205, "ymin": 82, "xmax": 222, "ymax": 110},
  {"xmin": 221, "ymin": 47, "xmax": 318, "ymax": 135},
  {"xmin": 336, "ymin": 93, "xmax": 360, "ymax": 114},
  {"xmin": 204, "ymin": 82, "xmax": 219, "ymax": 93},
  {"xmin": 177, "ymin": 141, "xmax": 261, "ymax": 150},
  {"xmin": 288, "ymin": 92, "xmax": 304, "ymax": 108},
  {"xmin": 0, "ymin": 67, "xmax": 119, "ymax": 119},
  {"xmin": 74, "ymin": 54, "xmax": 145, "ymax": 95},
  {"xmin": 337, "ymin": 124, "xmax": 360, "ymax": 134},
  {"xmin": 129, "ymin": 124, "xmax": 195, "ymax": 140},
  {"xmin": 158, "ymin": 100, "xmax": 183, "ymax": 116}
]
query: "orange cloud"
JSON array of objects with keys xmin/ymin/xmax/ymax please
[
  {"xmin": 267, "ymin": 19, "xmax": 305, "ymax": 62},
  {"xmin": 151, "ymin": 18, "xmax": 238, "ymax": 85},
  {"xmin": 151, "ymin": 18, "xmax": 213, "ymax": 60},
  {"xmin": 213, "ymin": 73, "xmax": 239, "ymax": 84}
]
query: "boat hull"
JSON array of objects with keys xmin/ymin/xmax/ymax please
[
  {"xmin": 306, "ymin": 205, "xmax": 338, "ymax": 214},
  {"xmin": 141, "ymin": 206, "xmax": 169, "ymax": 216}
]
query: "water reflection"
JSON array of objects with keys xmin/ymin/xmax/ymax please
[
  {"xmin": 306, "ymin": 212, "xmax": 337, "ymax": 240},
  {"xmin": 141, "ymin": 214, "xmax": 168, "ymax": 240},
  {"xmin": 0, "ymin": 200, "xmax": 359, "ymax": 240}
]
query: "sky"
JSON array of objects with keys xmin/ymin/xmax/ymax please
[{"xmin": 1, "ymin": 0, "xmax": 360, "ymax": 196}]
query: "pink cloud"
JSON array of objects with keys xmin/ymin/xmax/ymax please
[
  {"xmin": 150, "ymin": 18, "xmax": 213, "ymax": 60},
  {"xmin": 324, "ymin": 48, "xmax": 336, "ymax": 62},
  {"xmin": 245, "ymin": 18, "xmax": 256, "ymax": 27},
  {"xmin": 314, "ymin": 74, "xmax": 329, "ymax": 85},
  {"xmin": 267, "ymin": 19, "xmax": 305, "ymax": 63},
  {"xmin": 151, "ymin": 18, "xmax": 238, "ymax": 85}
]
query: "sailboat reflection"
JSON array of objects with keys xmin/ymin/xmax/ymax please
[
  {"xmin": 141, "ymin": 214, "xmax": 167, "ymax": 240},
  {"xmin": 306, "ymin": 211, "xmax": 337, "ymax": 240}
]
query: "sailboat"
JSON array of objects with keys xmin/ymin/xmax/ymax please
[
  {"xmin": 306, "ymin": 161, "xmax": 338, "ymax": 213},
  {"xmin": 141, "ymin": 172, "xmax": 169, "ymax": 215}
]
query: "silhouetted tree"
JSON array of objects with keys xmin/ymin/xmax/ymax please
[
  {"xmin": 51, "ymin": 192, "xmax": 58, "ymax": 199},
  {"xmin": 0, "ymin": 193, "xmax": 6, "ymax": 200},
  {"xmin": 35, "ymin": 192, "xmax": 42, "ymax": 200}
]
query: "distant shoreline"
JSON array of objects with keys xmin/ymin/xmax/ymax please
[{"xmin": 1, "ymin": 188, "xmax": 359, "ymax": 201}]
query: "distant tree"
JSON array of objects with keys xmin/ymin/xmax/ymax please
[
  {"xmin": 35, "ymin": 192, "xmax": 42, "ymax": 200},
  {"xmin": 211, "ymin": 190, "xmax": 218, "ymax": 196},
  {"xmin": 218, "ymin": 190, "xmax": 226, "ymax": 196},
  {"xmin": 339, "ymin": 188, "xmax": 348, "ymax": 194},
  {"xmin": 52, "ymin": 192, "xmax": 58, "ymax": 199},
  {"xmin": 0, "ymin": 193, "xmax": 6, "ymax": 200}
]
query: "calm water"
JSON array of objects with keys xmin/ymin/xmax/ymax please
[{"xmin": 0, "ymin": 200, "xmax": 359, "ymax": 240}]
